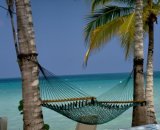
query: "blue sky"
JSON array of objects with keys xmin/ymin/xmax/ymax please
[{"xmin": 0, "ymin": 0, "xmax": 160, "ymax": 78}]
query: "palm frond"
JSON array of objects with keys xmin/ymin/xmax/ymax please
[
  {"xmin": 91, "ymin": 0, "xmax": 136, "ymax": 11},
  {"xmin": 143, "ymin": 4, "xmax": 160, "ymax": 24},
  {"xmin": 85, "ymin": 6, "xmax": 134, "ymax": 42},
  {"xmin": 119, "ymin": 2, "xmax": 160, "ymax": 58},
  {"xmin": 91, "ymin": 0, "xmax": 112, "ymax": 11},
  {"xmin": 119, "ymin": 6, "xmax": 158, "ymax": 59},
  {"xmin": 143, "ymin": 5, "xmax": 151, "ymax": 23},
  {"xmin": 84, "ymin": 0, "xmax": 160, "ymax": 65},
  {"xmin": 152, "ymin": 3, "xmax": 160, "ymax": 15},
  {"xmin": 84, "ymin": 17, "xmax": 125, "ymax": 65},
  {"xmin": 119, "ymin": 13, "xmax": 135, "ymax": 58},
  {"xmin": 119, "ymin": 1, "xmax": 160, "ymax": 58},
  {"xmin": 84, "ymin": 46, "xmax": 92, "ymax": 66}
]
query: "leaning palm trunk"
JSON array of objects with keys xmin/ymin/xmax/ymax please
[
  {"xmin": 145, "ymin": 0, "xmax": 157, "ymax": 123},
  {"xmin": 132, "ymin": 0, "xmax": 147, "ymax": 126},
  {"xmin": 15, "ymin": 0, "xmax": 44, "ymax": 129}
]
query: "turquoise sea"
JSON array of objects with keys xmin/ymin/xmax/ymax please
[{"xmin": 0, "ymin": 72, "xmax": 160, "ymax": 130}]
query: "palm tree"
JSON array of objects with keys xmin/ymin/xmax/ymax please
[
  {"xmin": 6, "ymin": 0, "xmax": 45, "ymax": 129},
  {"xmin": 145, "ymin": 0, "xmax": 157, "ymax": 124},
  {"xmin": 132, "ymin": 0, "xmax": 146, "ymax": 126},
  {"xmin": 84, "ymin": 0, "xmax": 160, "ymax": 126}
]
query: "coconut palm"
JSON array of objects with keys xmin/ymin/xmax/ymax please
[
  {"xmin": 132, "ymin": 0, "xmax": 146, "ymax": 126},
  {"xmin": 6, "ymin": 0, "xmax": 45, "ymax": 129},
  {"xmin": 145, "ymin": 0, "xmax": 158, "ymax": 124},
  {"xmin": 84, "ymin": 0, "xmax": 160, "ymax": 126}
]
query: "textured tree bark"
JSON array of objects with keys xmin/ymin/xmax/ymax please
[
  {"xmin": 132, "ymin": 0, "xmax": 147, "ymax": 126},
  {"xmin": 145, "ymin": 13, "xmax": 157, "ymax": 124},
  {"xmin": 15, "ymin": 0, "xmax": 44, "ymax": 129}
]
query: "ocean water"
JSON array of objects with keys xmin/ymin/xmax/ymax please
[{"xmin": 0, "ymin": 72, "xmax": 160, "ymax": 130}]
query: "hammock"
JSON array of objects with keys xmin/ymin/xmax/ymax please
[{"xmin": 38, "ymin": 65, "xmax": 146, "ymax": 125}]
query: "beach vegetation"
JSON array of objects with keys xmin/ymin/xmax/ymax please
[
  {"xmin": 43, "ymin": 124, "xmax": 50, "ymax": 130},
  {"xmin": 18, "ymin": 100, "xmax": 23, "ymax": 115}
]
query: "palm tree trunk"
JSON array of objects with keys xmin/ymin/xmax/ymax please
[
  {"xmin": 132, "ymin": 0, "xmax": 147, "ymax": 126},
  {"xmin": 145, "ymin": 0, "xmax": 157, "ymax": 123},
  {"xmin": 15, "ymin": 0, "xmax": 44, "ymax": 129}
]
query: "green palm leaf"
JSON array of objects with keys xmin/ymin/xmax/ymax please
[
  {"xmin": 84, "ymin": 0, "xmax": 160, "ymax": 65},
  {"xmin": 119, "ymin": 13, "xmax": 135, "ymax": 58},
  {"xmin": 84, "ymin": 16, "xmax": 125, "ymax": 65},
  {"xmin": 91, "ymin": 0, "xmax": 135, "ymax": 11},
  {"xmin": 85, "ymin": 6, "xmax": 134, "ymax": 42}
]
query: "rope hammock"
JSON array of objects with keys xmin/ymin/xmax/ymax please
[{"xmin": 38, "ymin": 65, "xmax": 146, "ymax": 125}]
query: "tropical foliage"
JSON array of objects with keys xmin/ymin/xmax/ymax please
[{"xmin": 84, "ymin": 0, "xmax": 160, "ymax": 64}]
